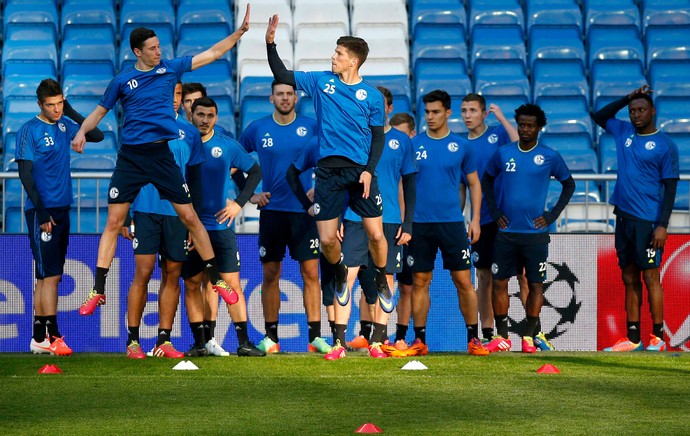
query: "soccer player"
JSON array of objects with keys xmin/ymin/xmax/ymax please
[
  {"xmin": 72, "ymin": 5, "xmax": 251, "ymax": 316},
  {"xmin": 320, "ymin": 86, "xmax": 417, "ymax": 360},
  {"xmin": 458, "ymin": 94, "xmax": 535, "ymax": 349},
  {"xmin": 406, "ymin": 90, "xmax": 489, "ymax": 357},
  {"xmin": 238, "ymin": 80, "xmax": 331, "ymax": 354},
  {"xmin": 18, "ymin": 78, "xmax": 104, "ymax": 355},
  {"xmin": 481, "ymin": 104, "xmax": 575, "ymax": 353},
  {"xmin": 389, "ymin": 112, "xmax": 416, "ymax": 138},
  {"xmin": 183, "ymin": 97, "xmax": 264, "ymax": 357},
  {"xmin": 120, "ymin": 82, "xmax": 205, "ymax": 359},
  {"xmin": 592, "ymin": 85, "xmax": 679, "ymax": 352},
  {"xmin": 265, "ymin": 17, "xmax": 392, "ymax": 350},
  {"xmin": 181, "ymin": 82, "xmax": 206, "ymax": 122}
]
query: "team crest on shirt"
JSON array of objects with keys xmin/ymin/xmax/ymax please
[
  {"xmin": 132, "ymin": 237, "xmax": 139, "ymax": 250},
  {"xmin": 259, "ymin": 246, "xmax": 266, "ymax": 257},
  {"xmin": 41, "ymin": 232, "xmax": 52, "ymax": 242},
  {"xmin": 448, "ymin": 142, "xmax": 459, "ymax": 152},
  {"xmin": 211, "ymin": 147, "xmax": 223, "ymax": 158},
  {"xmin": 296, "ymin": 126, "xmax": 308, "ymax": 137},
  {"xmin": 178, "ymin": 129, "xmax": 185, "ymax": 140},
  {"xmin": 406, "ymin": 255, "xmax": 414, "ymax": 267},
  {"xmin": 313, "ymin": 203, "xmax": 321, "ymax": 215},
  {"xmin": 488, "ymin": 133, "xmax": 498, "ymax": 144},
  {"xmin": 625, "ymin": 136, "xmax": 633, "ymax": 147},
  {"xmin": 534, "ymin": 154, "xmax": 545, "ymax": 165},
  {"xmin": 356, "ymin": 89, "xmax": 367, "ymax": 100},
  {"xmin": 109, "ymin": 187, "xmax": 119, "ymax": 199},
  {"xmin": 155, "ymin": 67, "xmax": 167, "ymax": 74},
  {"xmin": 58, "ymin": 123, "xmax": 66, "ymax": 133},
  {"xmin": 645, "ymin": 141, "xmax": 656, "ymax": 150},
  {"xmin": 388, "ymin": 139, "xmax": 400, "ymax": 150}
]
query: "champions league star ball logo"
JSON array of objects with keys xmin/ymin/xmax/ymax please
[
  {"xmin": 296, "ymin": 126, "xmax": 308, "ymax": 137},
  {"xmin": 509, "ymin": 262, "xmax": 582, "ymax": 340},
  {"xmin": 211, "ymin": 147, "xmax": 223, "ymax": 158},
  {"xmin": 660, "ymin": 241, "xmax": 690, "ymax": 350},
  {"xmin": 488, "ymin": 133, "xmax": 498, "ymax": 144},
  {"xmin": 356, "ymin": 89, "xmax": 367, "ymax": 100}
]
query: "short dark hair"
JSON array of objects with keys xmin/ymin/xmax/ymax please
[
  {"xmin": 515, "ymin": 104, "xmax": 547, "ymax": 127},
  {"xmin": 36, "ymin": 78, "xmax": 63, "ymax": 103},
  {"xmin": 423, "ymin": 89, "xmax": 451, "ymax": 110},
  {"xmin": 336, "ymin": 36, "xmax": 369, "ymax": 66},
  {"xmin": 271, "ymin": 79, "xmax": 295, "ymax": 92},
  {"xmin": 182, "ymin": 82, "xmax": 207, "ymax": 99},
  {"xmin": 130, "ymin": 27, "xmax": 157, "ymax": 52},
  {"xmin": 629, "ymin": 93, "xmax": 654, "ymax": 107},
  {"xmin": 376, "ymin": 86, "xmax": 393, "ymax": 106},
  {"xmin": 390, "ymin": 112, "xmax": 415, "ymax": 130},
  {"xmin": 462, "ymin": 93, "xmax": 486, "ymax": 111},
  {"xmin": 191, "ymin": 96, "xmax": 217, "ymax": 114}
]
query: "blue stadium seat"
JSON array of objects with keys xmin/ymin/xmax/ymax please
[
  {"xmin": 469, "ymin": 0, "xmax": 524, "ymax": 36},
  {"xmin": 655, "ymin": 97, "xmax": 690, "ymax": 133},
  {"xmin": 584, "ymin": 0, "xmax": 641, "ymax": 38},
  {"xmin": 181, "ymin": 60, "xmax": 235, "ymax": 106},
  {"xmin": 60, "ymin": 26, "xmax": 117, "ymax": 74},
  {"xmin": 597, "ymin": 133, "xmax": 618, "ymax": 173},
  {"xmin": 66, "ymin": 96, "xmax": 119, "ymax": 142},
  {"xmin": 559, "ymin": 148, "xmax": 599, "ymax": 174},
  {"xmin": 2, "ymin": 99, "xmax": 36, "ymax": 148},
  {"xmin": 119, "ymin": 25, "xmax": 174, "ymax": 72},
  {"xmin": 1, "ymin": 25, "xmax": 58, "ymax": 76},
  {"xmin": 70, "ymin": 153, "xmax": 117, "ymax": 171},
  {"xmin": 412, "ymin": 23, "xmax": 468, "ymax": 73},
  {"xmin": 70, "ymin": 207, "xmax": 109, "ymax": 233},
  {"xmin": 470, "ymin": 25, "xmax": 526, "ymax": 69},
  {"xmin": 532, "ymin": 60, "xmax": 589, "ymax": 105},
  {"xmin": 3, "ymin": 0, "xmax": 58, "ymax": 39},
  {"xmin": 120, "ymin": 0, "xmax": 175, "ymax": 38},
  {"xmin": 526, "ymin": 0, "xmax": 583, "ymax": 36},
  {"xmin": 176, "ymin": 1, "xmax": 232, "ymax": 35},
  {"xmin": 529, "ymin": 27, "xmax": 586, "ymax": 73},
  {"xmin": 645, "ymin": 26, "xmax": 690, "ymax": 71},
  {"xmin": 240, "ymin": 99, "xmax": 273, "ymax": 133},
  {"xmin": 547, "ymin": 179, "xmax": 601, "ymax": 207},
  {"xmin": 297, "ymin": 93, "xmax": 315, "ymax": 119},
  {"xmin": 541, "ymin": 133, "xmax": 593, "ymax": 151},
  {"xmin": 3, "ymin": 178, "xmax": 24, "ymax": 208},
  {"xmin": 588, "ymin": 26, "xmax": 645, "ymax": 72},
  {"xmin": 414, "ymin": 58, "xmax": 471, "ymax": 103},
  {"xmin": 473, "ymin": 60, "xmax": 529, "ymax": 102},
  {"xmin": 536, "ymin": 95, "xmax": 593, "ymax": 138},
  {"xmin": 214, "ymin": 96, "xmax": 237, "ymax": 139},
  {"xmin": 3, "ymin": 63, "xmax": 57, "ymax": 98},
  {"xmin": 591, "ymin": 60, "xmax": 646, "ymax": 113},
  {"xmin": 410, "ymin": 0, "xmax": 466, "ymax": 38},
  {"xmin": 176, "ymin": 24, "xmax": 233, "ymax": 62},
  {"xmin": 62, "ymin": 62, "xmax": 114, "ymax": 98},
  {"xmin": 365, "ymin": 75, "xmax": 413, "ymax": 113},
  {"xmin": 61, "ymin": 0, "xmax": 116, "ymax": 36},
  {"xmin": 650, "ymin": 60, "xmax": 690, "ymax": 98},
  {"xmin": 642, "ymin": 0, "xmax": 690, "ymax": 31},
  {"xmin": 483, "ymin": 95, "xmax": 528, "ymax": 115}
]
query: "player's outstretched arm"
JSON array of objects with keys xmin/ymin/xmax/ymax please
[
  {"xmin": 286, "ymin": 164, "xmax": 313, "ymax": 212},
  {"xmin": 63, "ymin": 99, "xmax": 104, "ymax": 143},
  {"xmin": 192, "ymin": 4, "xmax": 250, "ymax": 70},
  {"xmin": 71, "ymin": 105, "xmax": 109, "ymax": 153},
  {"xmin": 265, "ymin": 14, "xmax": 296, "ymax": 86}
]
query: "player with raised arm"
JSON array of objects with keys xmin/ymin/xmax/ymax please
[
  {"xmin": 19, "ymin": 79, "xmax": 104, "ymax": 356},
  {"xmin": 265, "ymin": 15, "xmax": 391, "ymax": 357},
  {"xmin": 482, "ymin": 104, "xmax": 575, "ymax": 353},
  {"xmin": 592, "ymin": 85, "xmax": 679, "ymax": 352},
  {"xmin": 406, "ymin": 90, "xmax": 488, "ymax": 357},
  {"xmin": 73, "ymin": 6, "xmax": 251, "ymax": 317},
  {"xmin": 239, "ymin": 80, "xmax": 331, "ymax": 354}
]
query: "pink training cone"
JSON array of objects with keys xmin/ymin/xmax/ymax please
[
  {"xmin": 537, "ymin": 364, "xmax": 561, "ymax": 374},
  {"xmin": 38, "ymin": 364, "xmax": 62, "ymax": 374},
  {"xmin": 355, "ymin": 423, "xmax": 383, "ymax": 433}
]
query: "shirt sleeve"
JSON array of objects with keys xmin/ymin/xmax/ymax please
[
  {"xmin": 187, "ymin": 129, "xmax": 206, "ymax": 167},
  {"xmin": 484, "ymin": 148, "xmax": 502, "ymax": 177},
  {"xmin": 99, "ymin": 76, "xmax": 121, "ymax": 110},
  {"xmin": 460, "ymin": 140, "xmax": 478, "ymax": 176},
  {"xmin": 293, "ymin": 138, "xmax": 319, "ymax": 171},
  {"xmin": 400, "ymin": 136, "xmax": 417, "ymax": 176},
  {"xmin": 369, "ymin": 90, "xmax": 385, "ymax": 127},
  {"xmin": 229, "ymin": 140, "xmax": 259, "ymax": 173},
  {"xmin": 15, "ymin": 124, "xmax": 36, "ymax": 162},
  {"xmin": 551, "ymin": 150, "xmax": 573, "ymax": 182},
  {"xmin": 660, "ymin": 140, "xmax": 680, "ymax": 179},
  {"xmin": 238, "ymin": 122, "xmax": 255, "ymax": 152},
  {"xmin": 294, "ymin": 71, "xmax": 318, "ymax": 95}
]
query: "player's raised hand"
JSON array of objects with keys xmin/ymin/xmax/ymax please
[
  {"xmin": 266, "ymin": 14, "xmax": 279, "ymax": 44},
  {"xmin": 238, "ymin": 4, "xmax": 250, "ymax": 33},
  {"xmin": 72, "ymin": 131, "xmax": 86, "ymax": 153},
  {"xmin": 629, "ymin": 84, "xmax": 652, "ymax": 98}
]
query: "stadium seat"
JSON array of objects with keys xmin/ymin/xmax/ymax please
[
  {"xmin": 412, "ymin": 23, "xmax": 468, "ymax": 73},
  {"xmin": 483, "ymin": 95, "xmax": 528, "ymax": 116},
  {"xmin": 2, "ymin": 99, "xmax": 36, "ymax": 148},
  {"xmin": 642, "ymin": 0, "xmax": 690, "ymax": 32},
  {"xmin": 70, "ymin": 207, "xmax": 109, "ymax": 233},
  {"xmin": 537, "ymin": 95, "xmax": 593, "ymax": 138},
  {"xmin": 351, "ymin": 1, "xmax": 408, "ymax": 42},
  {"xmin": 410, "ymin": 0, "xmax": 467, "ymax": 38},
  {"xmin": 473, "ymin": 60, "xmax": 529, "ymax": 104},
  {"xmin": 119, "ymin": 25, "xmax": 174, "ymax": 72},
  {"xmin": 70, "ymin": 154, "xmax": 117, "ymax": 171},
  {"xmin": 176, "ymin": 24, "xmax": 233, "ymax": 62},
  {"xmin": 591, "ymin": 60, "xmax": 647, "ymax": 113},
  {"xmin": 236, "ymin": 1, "xmax": 292, "ymax": 41},
  {"xmin": 649, "ymin": 61, "xmax": 690, "ymax": 98},
  {"xmin": 470, "ymin": 25, "xmax": 526, "ymax": 69},
  {"xmin": 214, "ymin": 96, "xmax": 237, "ymax": 139},
  {"xmin": 1, "ymin": 25, "xmax": 58, "ymax": 76},
  {"xmin": 62, "ymin": 62, "xmax": 115, "ymax": 100},
  {"xmin": 541, "ymin": 133, "xmax": 593, "ymax": 152},
  {"xmin": 293, "ymin": 0, "xmax": 349, "ymax": 42},
  {"xmin": 597, "ymin": 133, "xmax": 617, "ymax": 173},
  {"xmin": 181, "ymin": 60, "xmax": 235, "ymax": 104},
  {"xmin": 414, "ymin": 58, "xmax": 471, "ymax": 104},
  {"xmin": 364, "ymin": 75, "xmax": 412, "ymax": 113},
  {"xmin": 120, "ymin": 0, "xmax": 175, "ymax": 45},
  {"xmin": 237, "ymin": 36, "xmax": 293, "ymax": 80},
  {"xmin": 526, "ymin": 0, "xmax": 583, "ymax": 36},
  {"xmin": 177, "ymin": 1, "xmax": 232, "ymax": 36},
  {"xmin": 655, "ymin": 97, "xmax": 690, "ymax": 133},
  {"xmin": 2, "ymin": 63, "xmax": 57, "ymax": 98},
  {"xmin": 469, "ymin": 0, "xmax": 524, "ymax": 36},
  {"xmin": 60, "ymin": 26, "xmax": 117, "ymax": 73},
  {"xmin": 532, "ymin": 60, "xmax": 589, "ymax": 105},
  {"xmin": 645, "ymin": 26, "xmax": 690, "ymax": 71},
  {"xmin": 584, "ymin": 0, "xmax": 641, "ymax": 38},
  {"xmin": 65, "ymin": 96, "xmax": 119, "ymax": 143},
  {"xmin": 588, "ymin": 26, "xmax": 645, "ymax": 72},
  {"xmin": 668, "ymin": 211, "xmax": 690, "ymax": 233},
  {"xmin": 559, "ymin": 148, "xmax": 599, "ymax": 174},
  {"xmin": 294, "ymin": 39, "xmax": 336, "ymax": 72},
  {"xmin": 358, "ymin": 36, "xmax": 410, "ymax": 76},
  {"xmin": 557, "ymin": 203, "xmax": 615, "ymax": 233},
  {"xmin": 547, "ymin": 179, "xmax": 601, "ymax": 207},
  {"xmin": 61, "ymin": 0, "xmax": 116, "ymax": 36},
  {"xmin": 3, "ymin": 0, "xmax": 58, "ymax": 39},
  {"xmin": 297, "ymin": 92, "xmax": 316, "ymax": 119},
  {"xmin": 529, "ymin": 27, "xmax": 586, "ymax": 73}
]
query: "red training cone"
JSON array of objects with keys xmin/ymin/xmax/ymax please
[
  {"xmin": 536, "ymin": 364, "xmax": 560, "ymax": 374},
  {"xmin": 38, "ymin": 364, "xmax": 62, "ymax": 374},
  {"xmin": 355, "ymin": 423, "xmax": 383, "ymax": 433}
]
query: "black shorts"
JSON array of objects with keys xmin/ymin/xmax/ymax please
[
  {"xmin": 615, "ymin": 215, "xmax": 663, "ymax": 269},
  {"xmin": 26, "ymin": 207, "xmax": 70, "ymax": 279},
  {"xmin": 258, "ymin": 210, "xmax": 319, "ymax": 263},
  {"xmin": 182, "ymin": 228, "xmax": 240, "ymax": 279},
  {"xmin": 108, "ymin": 143, "xmax": 192, "ymax": 205},
  {"xmin": 492, "ymin": 235, "xmax": 549, "ymax": 283},
  {"xmin": 471, "ymin": 222, "xmax": 498, "ymax": 269},
  {"xmin": 132, "ymin": 212, "xmax": 188, "ymax": 262},
  {"xmin": 341, "ymin": 221, "xmax": 402, "ymax": 274},
  {"xmin": 408, "ymin": 222, "xmax": 472, "ymax": 272},
  {"xmin": 396, "ymin": 245, "xmax": 413, "ymax": 286},
  {"xmin": 313, "ymin": 166, "xmax": 383, "ymax": 221}
]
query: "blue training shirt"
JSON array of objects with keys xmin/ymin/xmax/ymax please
[
  {"xmin": 412, "ymin": 131, "xmax": 476, "ymax": 223},
  {"xmin": 606, "ymin": 118, "xmax": 680, "ymax": 223},
  {"xmin": 99, "ymin": 57, "xmax": 193, "ymax": 145},
  {"xmin": 131, "ymin": 116, "xmax": 205, "ymax": 216},
  {"xmin": 485, "ymin": 141, "xmax": 572, "ymax": 233},
  {"xmin": 294, "ymin": 71, "xmax": 385, "ymax": 165},
  {"xmin": 195, "ymin": 130, "xmax": 257, "ymax": 231},
  {"xmin": 344, "ymin": 127, "xmax": 417, "ymax": 224},
  {"xmin": 292, "ymin": 136, "xmax": 320, "ymax": 173},
  {"xmin": 15, "ymin": 116, "xmax": 80, "ymax": 210},
  {"xmin": 239, "ymin": 114, "xmax": 317, "ymax": 213}
]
